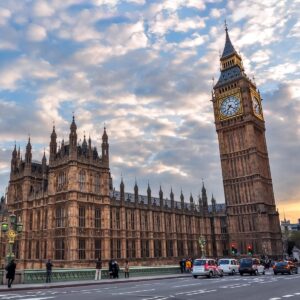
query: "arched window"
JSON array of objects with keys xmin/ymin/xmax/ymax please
[
  {"xmin": 57, "ymin": 171, "xmax": 67, "ymax": 191},
  {"xmin": 95, "ymin": 174, "xmax": 100, "ymax": 193},
  {"xmin": 79, "ymin": 170, "xmax": 86, "ymax": 191}
]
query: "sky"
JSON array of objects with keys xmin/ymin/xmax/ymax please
[{"xmin": 0, "ymin": 0, "xmax": 299, "ymax": 222}]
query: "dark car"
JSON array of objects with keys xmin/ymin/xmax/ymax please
[
  {"xmin": 239, "ymin": 258, "xmax": 265, "ymax": 276},
  {"xmin": 273, "ymin": 261, "xmax": 298, "ymax": 275}
]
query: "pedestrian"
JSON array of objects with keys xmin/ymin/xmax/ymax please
[
  {"xmin": 45, "ymin": 259, "xmax": 53, "ymax": 283},
  {"xmin": 95, "ymin": 258, "xmax": 102, "ymax": 280},
  {"xmin": 109, "ymin": 259, "xmax": 113, "ymax": 279},
  {"xmin": 124, "ymin": 260, "xmax": 129, "ymax": 278},
  {"xmin": 179, "ymin": 259, "xmax": 185, "ymax": 273},
  {"xmin": 5, "ymin": 259, "xmax": 16, "ymax": 288},
  {"xmin": 112, "ymin": 261, "xmax": 119, "ymax": 279},
  {"xmin": 186, "ymin": 259, "xmax": 191, "ymax": 273}
]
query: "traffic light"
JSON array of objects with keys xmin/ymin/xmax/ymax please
[
  {"xmin": 247, "ymin": 245, "xmax": 253, "ymax": 255},
  {"xmin": 231, "ymin": 243, "xmax": 237, "ymax": 255}
]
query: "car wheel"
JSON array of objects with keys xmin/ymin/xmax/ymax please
[
  {"xmin": 289, "ymin": 270, "xmax": 292, "ymax": 275},
  {"xmin": 232, "ymin": 270, "xmax": 236, "ymax": 276},
  {"xmin": 262, "ymin": 271, "xmax": 265, "ymax": 275},
  {"xmin": 255, "ymin": 270, "xmax": 258, "ymax": 276},
  {"xmin": 240, "ymin": 272, "xmax": 243, "ymax": 276},
  {"xmin": 193, "ymin": 275, "xmax": 198, "ymax": 279},
  {"xmin": 208, "ymin": 271, "xmax": 213, "ymax": 278},
  {"xmin": 220, "ymin": 270, "xmax": 224, "ymax": 277}
]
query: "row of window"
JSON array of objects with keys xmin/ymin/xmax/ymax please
[
  {"xmin": 27, "ymin": 206, "xmax": 213, "ymax": 233},
  {"xmin": 10, "ymin": 239, "xmax": 199, "ymax": 260},
  {"xmin": 55, "ymin": 171, "xmax": 102, "ymax": 193}
]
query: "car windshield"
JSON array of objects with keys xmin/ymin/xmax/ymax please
[
  {"xmin": 276, "ymin": 262, "xmax": 288, "ymax": 266},
  {"xmin": 219, "ymin": 260, "xmax": 230, "ymax": 265},
  {"xmin": 193, "ymin": 260, "xmax": 206, "ymax": 266},
  {"xmin": 240, "ymin": 259, "xmax": 252, "ymax": 267}
]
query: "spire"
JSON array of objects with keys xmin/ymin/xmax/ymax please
[
  {"xmin": 170, "ymin": 187, "xmax": 174, "ymax": 201},
  {"xmin": 159, "ymin": 185, "xmax": 164, "ymax": 207},
  {"xmin": 102, "ymin": 126, "xmax": 108, "ymax": 141},
  {"xmin": 42, "ymin": 149, "xmax": 46, "ymax": 163},
  {"xmin": 102, "ymin": 126, "xmax": 109, "ymax": 166},
  {"xmin": 12, "ymin": 143, "xmax": 17, "ymax": 158},
  {"xmin": 190, "ymin": 193, "xmax": 194, "ymax": 203},
  {"xmin": 221, "ymin": 21, "xmax": 237, "ymax": 59},
  {"xmin": 51, "ymin": 125, "xmax": 57, "ymax": 139},
  {"xmin": 147, "ymin": 181, "xmax": 152, "ymax": 205},
  {"xmin": 25, "ymin": 136, "xmax": 32, "ymax": 164},
  {"xmin": 70, "ymin": 115, "xmax": 77, "ymax": 131},
  {"xmin": 120, "ymin": 176, "xmax": 125, "ymax": 202}
]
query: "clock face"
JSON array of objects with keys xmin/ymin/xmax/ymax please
[
  {"xmin": 220, "ymin": 95, "xmax": 241, "ymax": 117},
  {"xmin": 252, "ymin": 96, "xmax": 262, "ymax": 116}
]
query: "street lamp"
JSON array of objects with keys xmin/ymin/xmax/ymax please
[
  {"xmin": 198, "ymin": 236, "xmax": 206, "ymax": 258},
  {"xmin": 1, "ymin": 213, "xmax": 23, "ymax": 263}
]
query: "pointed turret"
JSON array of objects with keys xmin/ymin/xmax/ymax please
[
  {"xmin": 147, "ymin": 182, "xmax": 152, "ymax": 206},
  {"xmin": 50, "ymin": 125, "xmax": 57, "ymax": 164},
  {"xmin": 202, "ymin": 181, "xmax": 208, "ymax": 212},
  {"xmin": 134, "ymin": 179, "xmax": 138, "ymax": 203},
  {"xmin": 25, "ymin": 137, "xmax": 32, "ymax": 165},
  {"xmin": 221, "ymin": 22, "xmax": 237, "ymax": 59},
  {"xmin": 11, "ymin": 144, "xmax": 17, "ymax": 172},
  {"xmin": 69, "ymin": 116, "xmax": 77, "ymax": 158},
  {"xmin": 180, "ymin": 190, "xmax": 184, "ymax": 209},
  {"xmin": 159, "ymin": 185, "xmax": 164, "ymax": 207},
  {"xmin": 82, "ymin": 134, "xmax": 88, "ymax": 155},
  {"xmin": 120, "ymin": 177, "xmax": 125, "ymax": 202},
  {"xmin": 42, "ymin": 150, "xmax": 47, "ymax": 173},
  {"xmin": 211, "ymin": 194, "xmax": 216, "ymax": 213},
  {"xmin": 215, "ymin": 23, "xmax": 245, "ymax": 88},
  {"xmin": 102, "ymin": 127, "xmax": 109, "ymax": 167},
  {"xmin": 170, "ymin": 187, "xmax": 174, "ymax": 208}
]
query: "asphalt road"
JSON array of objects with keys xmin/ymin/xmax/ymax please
[{"xmin": 1, "ymin": 271, "xmax": 300, "ymax": 300}]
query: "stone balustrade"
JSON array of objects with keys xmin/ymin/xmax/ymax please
[{"xmin": 0, "ymin": 265, "xmax": 181, "ymax": 284}]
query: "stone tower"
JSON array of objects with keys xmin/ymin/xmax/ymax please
[{"xmin": 212, "ymin": 25, "xmax": 282, "ymax": 256}]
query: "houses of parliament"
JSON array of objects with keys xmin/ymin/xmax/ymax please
[{"xmin": 0, "ymin": 27, "xmax": 283, "ymax": 269}]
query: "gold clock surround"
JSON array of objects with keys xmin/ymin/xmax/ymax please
[{"xmin": 218, "ymin": 91, "xmax": 243, "ymax": 121}]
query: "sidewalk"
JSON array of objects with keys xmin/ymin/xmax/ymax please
[{"xmin": 0, "ymin": 273, "xmax": 190, "ymax": 292}]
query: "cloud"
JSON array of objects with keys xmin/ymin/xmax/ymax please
[
  {"xmin": 33, "ymin": 1, "xmax": 55, "ymax": 17},
  {"xmin": 26, "ymin": 23, "xmax": 47, "ymax": 41}
]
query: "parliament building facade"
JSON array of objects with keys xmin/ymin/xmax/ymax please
[{"xmin": 1, "ymin": 28, "xmax": 282, "ymax": 269}]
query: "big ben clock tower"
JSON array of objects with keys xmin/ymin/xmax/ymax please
[{"xmin": 212, "ymin": 25, "xmax": 282, "ymax": 256}]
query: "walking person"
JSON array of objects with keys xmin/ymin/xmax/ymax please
[
  {"xmin": 45, "ymin": 259, "xmax": 53, "ymax": 283},
  {"xmin": 5, "ymin": 259, "xmax": 16, "ymax": 288},
  {"xmin": 95, "ymin": 258, "xmax": 102, "ymax": 280},
  {"xmin": 124, "ymin": 260, "xmax": 130, "ymax": 278}
]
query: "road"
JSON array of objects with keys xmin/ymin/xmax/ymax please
[{"xmin": 1, "ymin": 272, "xmax": 300, "ymax": 300}]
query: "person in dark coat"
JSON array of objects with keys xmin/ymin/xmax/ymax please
[
  {"xmin": 45, "ymin": 259, "xmax": 53, "ymax": 283},
  {"xmin": 5, "ymin": 259, "xmax": 16, "ymax": 288},
  {"xmin": 108, "ymin": 259, "xmax": 113, "ymax": 279},
  {"xmin": 112, "ymin": 261, "xmax": 119, "ymax": 279}
]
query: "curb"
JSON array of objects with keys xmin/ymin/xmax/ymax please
[{"xmin": 0, "ymin": 274, "xmax": 189, "ymax": 292}]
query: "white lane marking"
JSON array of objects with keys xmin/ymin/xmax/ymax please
[
  {"xmin": 269, "ymin": 298, "xmax": 281, "ymax": 300},
  {"xmin": 186, "ymin": 289, "xmax": 216, "ymax": 296},
  {"xmin": 112, "ymin": 289, "xmax": 155, "ymax": 295},
  {"xmin": 172, "ymin": 282, "xmax": 203, "ymax": 288},
  {"xmin": 282, "ymin": 296, "xmax": 294, "ymax": 298}
]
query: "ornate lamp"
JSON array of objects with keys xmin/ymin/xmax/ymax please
[
  {"xmin": 1, "ymin": 221, "xmax": 9, "ymax": 232},
  {"xmin": 16, "ymin": 222, "xmax": 23, "ymax": 233},
  {"xmin": 10, "ymin": 213, "xmax": 17, "ymax": 225}
]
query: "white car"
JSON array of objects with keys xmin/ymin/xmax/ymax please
[{"xmin": 218, "ymin": 258, "xmax": 239, "ymax": 275}]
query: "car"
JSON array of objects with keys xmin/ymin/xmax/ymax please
[
  {"xmin": 239, "ymin": 258, "xmax": 265, "ymax": 276},
  {"xmin": 218, "ymin": 258, "xmax": 239, "ymax": 275},
  {"xmin": 273, "ymin": 261, "xmax": 298, "ymax": 275},
  {"xmin": 192, "ymin": 258, "xmax": 223, "ymax": 278}
]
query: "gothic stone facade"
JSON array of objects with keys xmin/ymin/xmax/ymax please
[
  {"xmin": 4, "ymin": 118, "xmax": 228, "ymax": 269},
  {"xmin": 212, "ymin": 26, "xmax": 282, "ymax": 256}
]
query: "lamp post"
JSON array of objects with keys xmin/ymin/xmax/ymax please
[
  {"xmin": 198, "ymin": 236, "xmax": 206, "ymax": 258},
  {"xmin": 1, "ymin": 213, "xmax": 23, "ymax": 263}
]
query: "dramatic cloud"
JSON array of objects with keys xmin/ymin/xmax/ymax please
[{"xmin": 0, "ymin": 0, "xmax": 299, "ymax": 222}]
